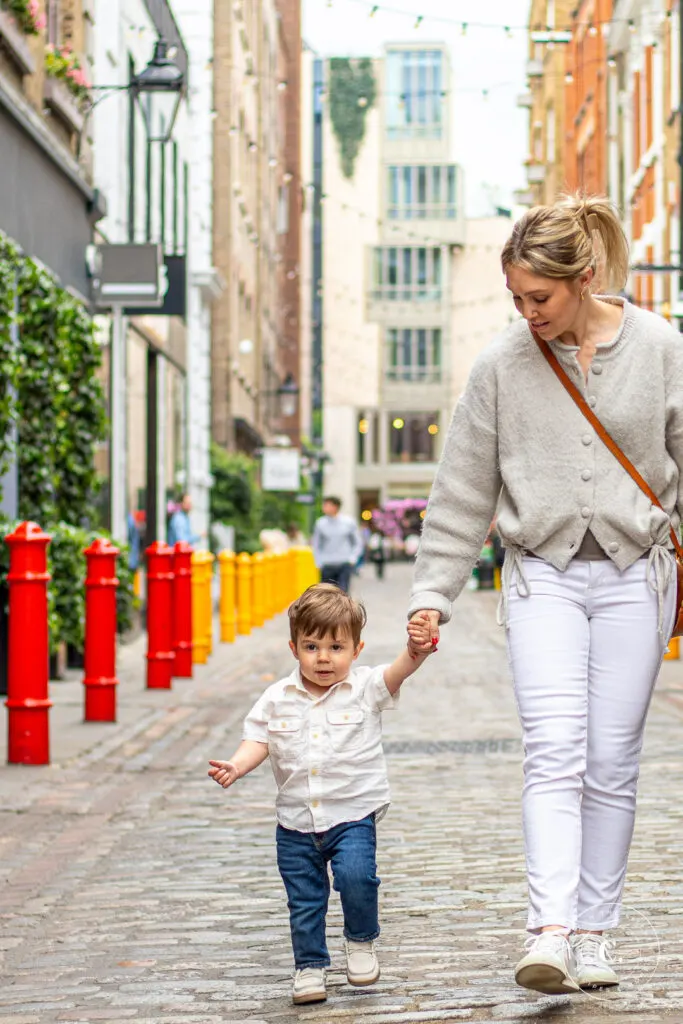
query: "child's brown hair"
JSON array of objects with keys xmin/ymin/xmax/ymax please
[{"xmin": 288, "ymin": 583, "xmax": 367, "ymax": 647}]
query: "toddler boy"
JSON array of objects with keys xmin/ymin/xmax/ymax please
[{"xmin": 208, "ymin": 582, "xmax": 435, "ymax": 1004}]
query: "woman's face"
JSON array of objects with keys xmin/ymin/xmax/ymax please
[{"xmin": 505, "ymin": 265, "xmax": 590, "ymax": 340}]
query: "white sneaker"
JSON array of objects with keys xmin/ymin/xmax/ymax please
[
  {"xmin": 345, "ymin": 939, "xmax": 380, "ymax": 986},
  {"xmin": 572, "ymin": 933, "xmax": 619, "ymax": 989},
  {"xmin": 515, "ymin": 932, "xmax": 581, "ymax": 994},
  {"xmin": 292, "ymin": 967, "xmax": 327, "ymax": 1004}
]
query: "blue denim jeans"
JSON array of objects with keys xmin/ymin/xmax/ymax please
[
  {"xmin": 276, "ymin": 814, "xmax": 380, "ymax": 969},
  {"xmin": 320, "ymin": 563, "xmax": 352, "ymax": 593}
]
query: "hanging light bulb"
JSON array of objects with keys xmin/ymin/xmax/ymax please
[
  {"xmin": 414, "ymin": 14, "xmax": 423, "ymax": 28},
  {"xmin": 369, "ymin": 4, "xmax": 379, "ymax": 15},
  {"xmin": 461, "ymin": 22, "xmax": 468, "ymax": 35}
]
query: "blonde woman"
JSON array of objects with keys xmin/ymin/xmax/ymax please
[{"xmin": 408, "ymin": 194, "xmax": 683, "ymax": 994}]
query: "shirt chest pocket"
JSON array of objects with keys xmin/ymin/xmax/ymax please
[
  {"xmin": 267, "ymin": 716, "xmax": 304, "ymax": 759},
  {"xmin": 326, "ymin": 708, "xmax": 365, "ymax": 753}
]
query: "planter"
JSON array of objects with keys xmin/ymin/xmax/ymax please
[
  {"xmin": 44, "ymin": 75, "xmax": 84, "ymax": 134},
  {"xmin": 0, "ymin": 9, "xmax": 35, "ymax": 76}
]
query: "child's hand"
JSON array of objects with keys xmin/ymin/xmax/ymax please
[
  {"xmin": 208, "ymin": 759, "xmax": 241, "ymax": 789},
  {"xmin": 407, "ymin": 611, "xmax": 438, "ymax": 658}
]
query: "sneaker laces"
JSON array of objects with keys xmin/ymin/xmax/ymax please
[
  {"xmin": 573, "ymin": 933, "xmax": 614, "ymax": 967},
  {"xmin": 524, "ymin": 932, "xmax": 570, "ymax": 956}
]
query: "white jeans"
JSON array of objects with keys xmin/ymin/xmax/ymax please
[{"xmin": 506, "ymin": 555, "xmax": 675, "ymax": 932}]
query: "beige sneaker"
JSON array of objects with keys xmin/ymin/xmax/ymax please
[
  {"xmin": 515, "ymin": 932, "xmax": 581, "ymax": 994},
  {"xmin": 572, "ymin": 934, "xmax": 619, "ymax": 989},
  {"xmin": 292, "ymin": 967, "xmax": 327, "ymax": 1004},
  {"xmin": 345, "ymin": 939, "xmax": 380, "ymax": 986}
]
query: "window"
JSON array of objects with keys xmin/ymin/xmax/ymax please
[
  {"xmin": 372, "ymin": 246, "xmax": 443, "ymax": 301},
  {"xmin": 46, "ymin": 0, "xmax": 59, "ymax": 44},
  {"xmin": 386, "ymin": 49, "xmax": 444, "ymax": 139},
  {"xmin": 387, "ymin": 165, "xmax": 458, "ymax": 220},
  {"xmin": 387, "ymin": 328, "xmax": 442, "ymax": 382},
  {"xmin": 357, "ymin": 411, "xmax": 378, "ymax": 464},
  {"xmin": 389, "ymin": 412, "xmax": 440, "ymax": 463}
]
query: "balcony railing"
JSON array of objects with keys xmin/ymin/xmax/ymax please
[
  {"xmin": 526, "ymin": 164, "xmax": 546, "ymax": 184},
  {"xmin": 371, "ymin": 286, "xmax": 442, "ymax": 302},
  {"xmin": 526, "ymin": 58, "xmax": 544, "ymax": 78}
]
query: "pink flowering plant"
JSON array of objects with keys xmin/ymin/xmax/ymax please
[
  {"xmin": 2, "ymin": 0, "xmax": 46, "ymax": 34},
  {"xmin": 44, "ymin": 44, "xmax": 91, "ymax": 101}
]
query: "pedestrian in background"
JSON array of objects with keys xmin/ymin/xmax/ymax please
[
  {"xmin": 312, "ymin": 496, "xmax": 363, "ymax": 593},
  {"xmin": 286, "ymin": 522, "xmax": 307, "ymax": 547},
  {"xmin": 208, "ymin": 584, "xmax": 435, "ymax": 1005},
  {"xmin": 367, "ymin": 525, "xmax": 386, "ymax": 580},
  {"xmin": 407, "ymin": 193, "xmax": 683, "ymax": 995},
  {"xmin": 167, "ymin": 493, "xmax": 199, "ymax": 547}
]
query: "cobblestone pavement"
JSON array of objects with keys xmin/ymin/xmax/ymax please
[{"xmin": 3, "ymin": 563, "xmax": 683, "ymax": 1023}]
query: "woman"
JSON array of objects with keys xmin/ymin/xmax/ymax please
[{"xmin": 408, "ymin": 194, "xmax": 683, "ymax": 995}]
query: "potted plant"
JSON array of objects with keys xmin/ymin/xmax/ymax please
[
  {"xmin": 44, "ymin": 44, "xmax": 90, "ymax": 132},
  {"xmin": 1, "ymin": 0, "xmax": 45, "ymax": 35}
]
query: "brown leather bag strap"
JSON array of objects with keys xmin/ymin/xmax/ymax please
[{"xmin": 532, "ymin": 331, "xmax": 683, "ymax": 561}]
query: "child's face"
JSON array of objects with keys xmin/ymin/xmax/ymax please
[{"xmin": 289, "ymin": 630, "xmax": 363, "ymax": 690}]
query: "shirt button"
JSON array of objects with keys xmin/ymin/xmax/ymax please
[
  {"xmin": 581, "ymin": 469, "xmax": 592, "ymax": 481},
  {"xmin": 588, "ymin": 396, "xmax": 597, "ymax": 408},
  {"xmin": 581, "ymin": 506, "xmax": 592, "ymax": 518},
  {"xmin": 582, "ymin": 433, "xmax": 593, "ymax": 446},
  {"xmin": 311, "ymin": 768, "xmax": 318, "ymax": 776},
  {"xmin": 312, "ymin": 733, "xmax": 319, "ymax": 740},
  {"xmin": 312, "ymin": 800, "xmax": 319, "ymax": 808},
  {"xmin": 591, "ymin": 363, "xmax": 603, "ymax": 375},
  {"xmin": 608, "ymin": 541, "xmax": 619, "ymax": 553}
]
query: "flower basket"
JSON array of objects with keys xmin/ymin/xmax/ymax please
[
  {"xmin": 44, "ymin": 44, "xmax": 91, "ymax": 107},
  {"xmin": 0, "ymin": 8, "xmax": 35, "ymax": 74},
  {"xmin": 44, "ymin": 74, "xmax": 84, "ymax": 133},
  {"xmin": 0, "ymin": 0, "xmax": 45, "ymax": 35}
]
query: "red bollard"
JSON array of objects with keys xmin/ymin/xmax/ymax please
[
  {"xmin": 146, "ymin": 541, "xmax": 174, "ymax": 689},
  {"xmin": 172, "ymin": 541, "xmax": 193, "ymax": 677},
  {"xmin": 83, "ymin": 538, "xmax": 120, "ymax": 722},
  {"xmin": 5, "ymin": 521, "xmax": 52, "ymax": 765}
]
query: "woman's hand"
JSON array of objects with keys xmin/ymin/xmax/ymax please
[{"xmin": 407, "ymin": 609, "xmax": 440, "ymax": 654}]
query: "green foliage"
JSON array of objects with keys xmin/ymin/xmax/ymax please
[
  {"xmin": 0, "ymin": 236, "xmax": 19, "ymax": 481},
  {"xmin": 15, "ymin": 256, "xmax": 59, "ymax": 524},
  {"xmin": 0, "ymin": 229, "xmax": 107, "ymax": 529},
  {"xmin": 328, "ymin": 57, "xmax": 377, "ymax": 179},
  {"xmin": 210, "ymin": 444, "xmax": 307, "ymax": 553},
  {"xmin": 53, "ymin": 299, "xmax": 106, "ymax": 525}
]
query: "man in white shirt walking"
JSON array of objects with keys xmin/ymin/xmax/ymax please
[
  {"xmin": 311, "ymin": 496, "xmax": 363, "ymax": 592},
  {"xmin": 208, "ymin": 583, "xmax": 436, "ymax": 1005}
]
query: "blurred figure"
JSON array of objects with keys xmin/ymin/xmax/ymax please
[
  {"xmin": 286, "ymin": 522, "xmax": 307, "ymax": 547},
  {"xmin": 167, "ymin": 493, "xmax": 200, "ymax": 547},
  {"xmin": 367, "ymin": 525, "xmax": 386, "ymax": 580},
  {"xmin": 312, "ymin": 496, "xmax": 363, "ymax": 593}
]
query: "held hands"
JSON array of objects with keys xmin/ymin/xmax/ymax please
[
  {"xmin": 407, "ymin": 610, "xmax": 440, "ymax": 659},
  {"xmin": 208, "ymin": 759, "xmax": 241, "ymax": 789}
]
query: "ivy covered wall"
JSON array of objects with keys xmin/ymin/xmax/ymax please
[
  {"xmin": 0, "ymin": 230, "xmax": 107, "ymax": 527},
  {"xmin": 328, "ymin": 57, "xmax": 377, "ymax": 180}
]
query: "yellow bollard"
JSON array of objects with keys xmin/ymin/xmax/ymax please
[
  {"xmin": 262, "ymin": 551, "xmax": 273, "ymax": 620},
  {"xmin": 277, "ymin": 551, "xmax": 287, "ymax": 611},
  {"xmin": 203, "ymin": 552, "xmax": 215, "ymax": 655},
  {"xmin": 664, "ymin": 636, "xmax": 680, "ymax": 661},
  {"xmin": 236, "ymin": 552, "xmax": 252, "ymax": 634},
  {"xmin": 286, "ymin": 548, "xmax": 298, "ymax": 603},
  {"xmin": 252, "ymin": 552, "xmax": 265, "ymax": 627},
  {"xmin": 191, "ymin": 552, "xmax": 209, "ymax": 664},
  {"xmin": 218, "ymin": 550, "xmax": 236, "ymax": 643}
]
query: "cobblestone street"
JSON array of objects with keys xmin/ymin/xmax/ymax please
[{"xmin": 4, "ymin": 563, "xmax": 683, "ymax": 1022}]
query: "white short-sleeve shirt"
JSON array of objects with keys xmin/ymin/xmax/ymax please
[{"xmin": 243, "ymin": 663, "xmax": 397, "ymax": 833}]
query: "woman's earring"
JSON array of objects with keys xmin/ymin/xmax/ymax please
[{"xmin": 581, "ymin": 289, "xmax": 586, "ymax": 301}]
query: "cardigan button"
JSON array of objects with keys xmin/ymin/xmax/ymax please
[
  {"xmin": 588, "ymin": 396, "xmax": 597, "ymax": 408},
  {"xmin": 591, "ymin": 363, "xmax": 603, "ymax": 375},
  {"xmin": 581, "ymin": 469, "xmax": 592, "ymax": 481},
  {"xmin": 581, "ymin": 506, "xmax": 592, "ymax": 518},
  {"xmin": 582, "ymin": 433, "xmax": 593, "ymax": 446},
  {"xmin": 608, "ymin": 541, "xmax": 619, "ymax": 553}
]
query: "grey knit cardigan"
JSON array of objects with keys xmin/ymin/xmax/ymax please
[{"xmin": 408, "ymin": 298, "xmax": 683, "ymax": 623}]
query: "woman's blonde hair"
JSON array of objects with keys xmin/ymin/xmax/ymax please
[{"xmin": 500, "ymin": 193, "xmax": 629, "ymax": 293}]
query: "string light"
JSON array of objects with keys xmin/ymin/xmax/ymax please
[
  {"xmin": 414, "ymin": 15, "xmax": 423, "ymax": 29},
  {"xmin": 370, "ymin": 3, "xmax": 378, "ymax": 14}
]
